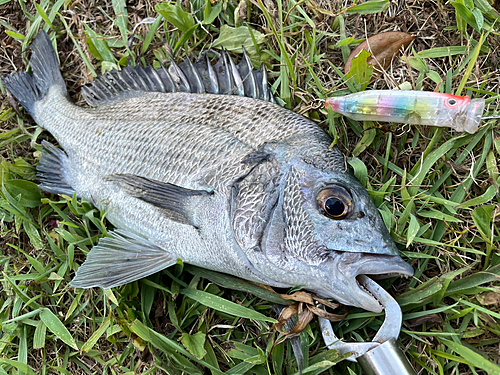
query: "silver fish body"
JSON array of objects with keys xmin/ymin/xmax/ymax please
[{"xmin": 3, "ymin": 31, "xmax": 413, "ymax": 312}]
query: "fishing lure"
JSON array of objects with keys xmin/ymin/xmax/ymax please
[{"xmin": 325, "ymin": 90, "xmax": 485, "ymax": 134}]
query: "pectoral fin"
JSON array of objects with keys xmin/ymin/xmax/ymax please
[
  {"xmin": 70, "ymin": 230, "xmax": 177, "ymax": 289},
  {"xmin": 106, "ymin": 174, "xmax": 212, "ymax": 227}
]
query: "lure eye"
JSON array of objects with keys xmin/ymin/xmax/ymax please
[
  {"xmin": 317, "ymin": 186, "xmax": 352, "ymax": 219},
  {"xmin": 447, "ymin": 98, "xmax": 457, "ymax": 107}
]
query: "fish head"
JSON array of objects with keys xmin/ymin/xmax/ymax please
[{"xmin": 257, "ymin": 157, "xmax": 413, "ymax": 313}]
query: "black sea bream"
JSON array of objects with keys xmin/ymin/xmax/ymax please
[{"xmin": 3, "ymin": 31, "xmax": 413, "ymax": 312}]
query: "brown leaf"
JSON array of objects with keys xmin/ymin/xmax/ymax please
[
  {"xmin": 293, "ymin": 303, "xmax": 314, "ymax": 333},
  {"xmin": 345, "ymin": 31, "xmax": 415, "ymax": 76},
  {"xmin": 278, "ymin": 291, "xmax": 314, "ymax": 305},
  {"xmin": 476, "ymin": 290, "xmax": 500, "ymax": 306},
  {"xmin": 406, "ymin": 313, "xmax": 443, "ymax": 327},
  {"xmin": 5, "ymin": 88, "xmax": 21, "ymax": 116},
  {"xmin": 277, "ymin": 303, "xmax": 298, "ymax": 323},
  {"xmin": 274, "ymin": 303, "xmax": 314, "ymax": 336},
  {"xmin": 312, "ymin": 296, "xmax": 341, "ymax": 310},
  {"xmin": 306, "ymin": 304, "xmax": 348, "ymax": 321}
]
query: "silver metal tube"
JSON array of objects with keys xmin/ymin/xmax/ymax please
[{"xmin": 357, "ymin": 338, "xmax": 417, "ymax": 375}]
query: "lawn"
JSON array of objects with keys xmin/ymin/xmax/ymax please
[{"xmin": 1, "ymin": 0, "xmax": 499, "ymax": 374}]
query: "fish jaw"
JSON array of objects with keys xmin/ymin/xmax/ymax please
[
  {"xmin": 330, "ymin": 252, "xmax": 414, "ymax": 313},
  {"xmin": 290, "ymin": 252, "xmax": 414, "ymax": 313},
  {"xmin": 249, "ymin": 245, "xmax": 413, "ymax": 313}
]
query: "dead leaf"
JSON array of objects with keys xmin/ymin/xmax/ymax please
[
  {"xmin": 407, "ymin": 313, "xmax": 443, "ymax": 327},
  {"xmin": 274, "ymin": 303, "xmax": 314, "ymax": 336},
  {"xmin": 345, "ymin": 31, "xmax": 415, "ymax": 76},
  {"xmin": 312, "ymin": 296, "xmax": 341, "ymax": 310},
  {"xmin": 278, "ymin": 291, "xmax": 314, "ymax": 305},
  {"xmin": 247, "ymin": 283, "xmax": 345, "ymax": 334},
  {"xmin": 306, "ymin": 304, "xmax": 347, "ymax": 321},
  {"xmin": 476, "ymin": 290, "xmax": 500, "ymax": 306},
  {"xmin": 5, "ymin": 88, "xmax": 21, "ymax": 116}
]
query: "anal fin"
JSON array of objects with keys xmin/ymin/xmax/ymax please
[
  {"xmin": 70, "ymin": 230, "xmax": 177, "ymax": 289},
  {"xmin": 37, "ymin": 140, "xmax": 75, "ymax": 196}
]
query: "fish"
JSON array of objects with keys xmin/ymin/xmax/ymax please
[
  {"xmin": 325, "ymin": 90, "xmax": 485, "ymax": 133},
  {"xmin": 2, "ymin": 31, "xmax": 414, "ymax": 313}
]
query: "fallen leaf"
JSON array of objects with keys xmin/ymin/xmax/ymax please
[
  {"xmin": 312, "ymin": 296, "xmax": 341, "ymax": 310},
  {"xmin": 248, "ymin": 283, "xmax": 345, "ymax": 332},
  {"xmin": 476, "ymin": 290, "xmax": 500, "ymax": 306},
  {"xmin": 274, "ymin": 303, "xmax": 314, "ymax": 336},
  {"xmin": 407, "ymin": 313, "xmax": 443, "ymax": 327},
  {"xmin": 5, "ymin": 88, "xmax": 21, "ymax": 116},
  {"xmin": 345, "ymin": 31, "xmax": 415, "ymax": 76},
  {"xmin": 278, "ymin": 291, "xmax": 314, "ymax": 304},
  {"xmin": 306, "ymin": 304, "xmax": 347, "ymax": 321}
]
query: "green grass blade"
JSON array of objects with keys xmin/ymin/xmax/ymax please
[
  {"xmin": 345, "ymin": 0, "xmax": 390, "ymax": 15},
  {"xmin": 129, "ymin": 320, "xmax": 223, "ymax": 374},
  {"xmin": 455, "ymin": 33, "xmax": 483, "ymax": 96},
  {"xmin": 184, "ymin": 265, "xmax": 290, "ymax": 305},
  {"xmin": 181, "ymin": 288, "xmax": 277, "ymax": 323},
  {"xmin": 0, "ymin": 360, "xmax": 37, "ymax": 375},
  {"xmin": 56, "ymin": 13, "xmax": 97, "ymax": 76},
  {"xmin": 39, "ymin": 308, "xmax": 78, "ymax": 350},
  {"xmin": 32, "ymin": 320, "xmax": 47, "ymax": 349},
  {"xmin": 81, "ymin": 316, "xmax": 110, "ymax": 353},
  {"xmin": 440, "ymin": 338, "xmax": 500, "ymax": 373}
]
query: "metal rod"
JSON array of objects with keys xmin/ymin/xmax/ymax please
[{"xmin": 357, "ymin": 339, "xmax": 417, "ymax": 375}]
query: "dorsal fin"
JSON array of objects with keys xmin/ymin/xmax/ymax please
[{"xmin": 81, "ymin": 48, "xmax": 274, "ymax": 107}]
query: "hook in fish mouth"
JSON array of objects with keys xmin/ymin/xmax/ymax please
[
  {"xmin": 320, "ymin": 275, "xmax": 404, "ymax": 361},
  {"xmin": 339, "ymin": 253, "xmax": 413, "ymax": 313}
]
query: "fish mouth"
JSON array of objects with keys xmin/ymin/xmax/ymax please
[
  {"xmin": 342, "ymin": 254, "xmax": 414, "ymax": 313},
  {"xmin": 354, "ymin": 275, "xmax": 384, "ymax": 311}
]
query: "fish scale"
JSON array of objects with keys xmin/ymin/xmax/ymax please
[{"xmin": 2, "ymin": 31, "xmax": 414, "ymax": 312}]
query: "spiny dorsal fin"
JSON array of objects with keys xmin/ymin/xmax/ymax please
[{"xmin": 81, "ymin": 48, "xmax": 274, "ymax": 107}]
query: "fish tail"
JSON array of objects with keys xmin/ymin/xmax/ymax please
[{"xmin": 2, "ymin": 30, "xmax": 66, "ymax": 119}]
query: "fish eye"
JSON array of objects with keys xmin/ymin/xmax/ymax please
[
  {"xmin": 447, "ymin": 98, "xmax": 457, "ymax": 106},
  {"xmin": 317, "ymin": 186, "xmax": 352, "ymax": 219}
]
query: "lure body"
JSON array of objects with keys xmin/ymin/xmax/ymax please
[{"xmin": 325, "ymin": 90, "xmax": 484, "ymax": 133}]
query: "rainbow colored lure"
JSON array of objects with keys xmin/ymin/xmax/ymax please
[{"xmin": 325, "ymin": 90, "xmax": 485, "ymax": 134}]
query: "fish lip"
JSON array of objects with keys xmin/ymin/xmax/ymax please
[
  {"xmin": 344, "ymin": 255, "xmax": 414, "ymax": 312},
  {"xmin": 352, "ymin": 254, "xmax": 414, "ymax": 279},
  {"xmin": 355, "ymin": 275, "xmax": 384, "ymax": 312}
]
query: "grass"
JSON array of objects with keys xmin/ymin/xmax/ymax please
[{"xmin": 1, "ymin": 0, "xmax": 500, "ymax": 374}]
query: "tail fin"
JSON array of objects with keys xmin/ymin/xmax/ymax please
[{"xmin": 2, "ymin": 31, "xmax": 66, "ymax": 117}]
